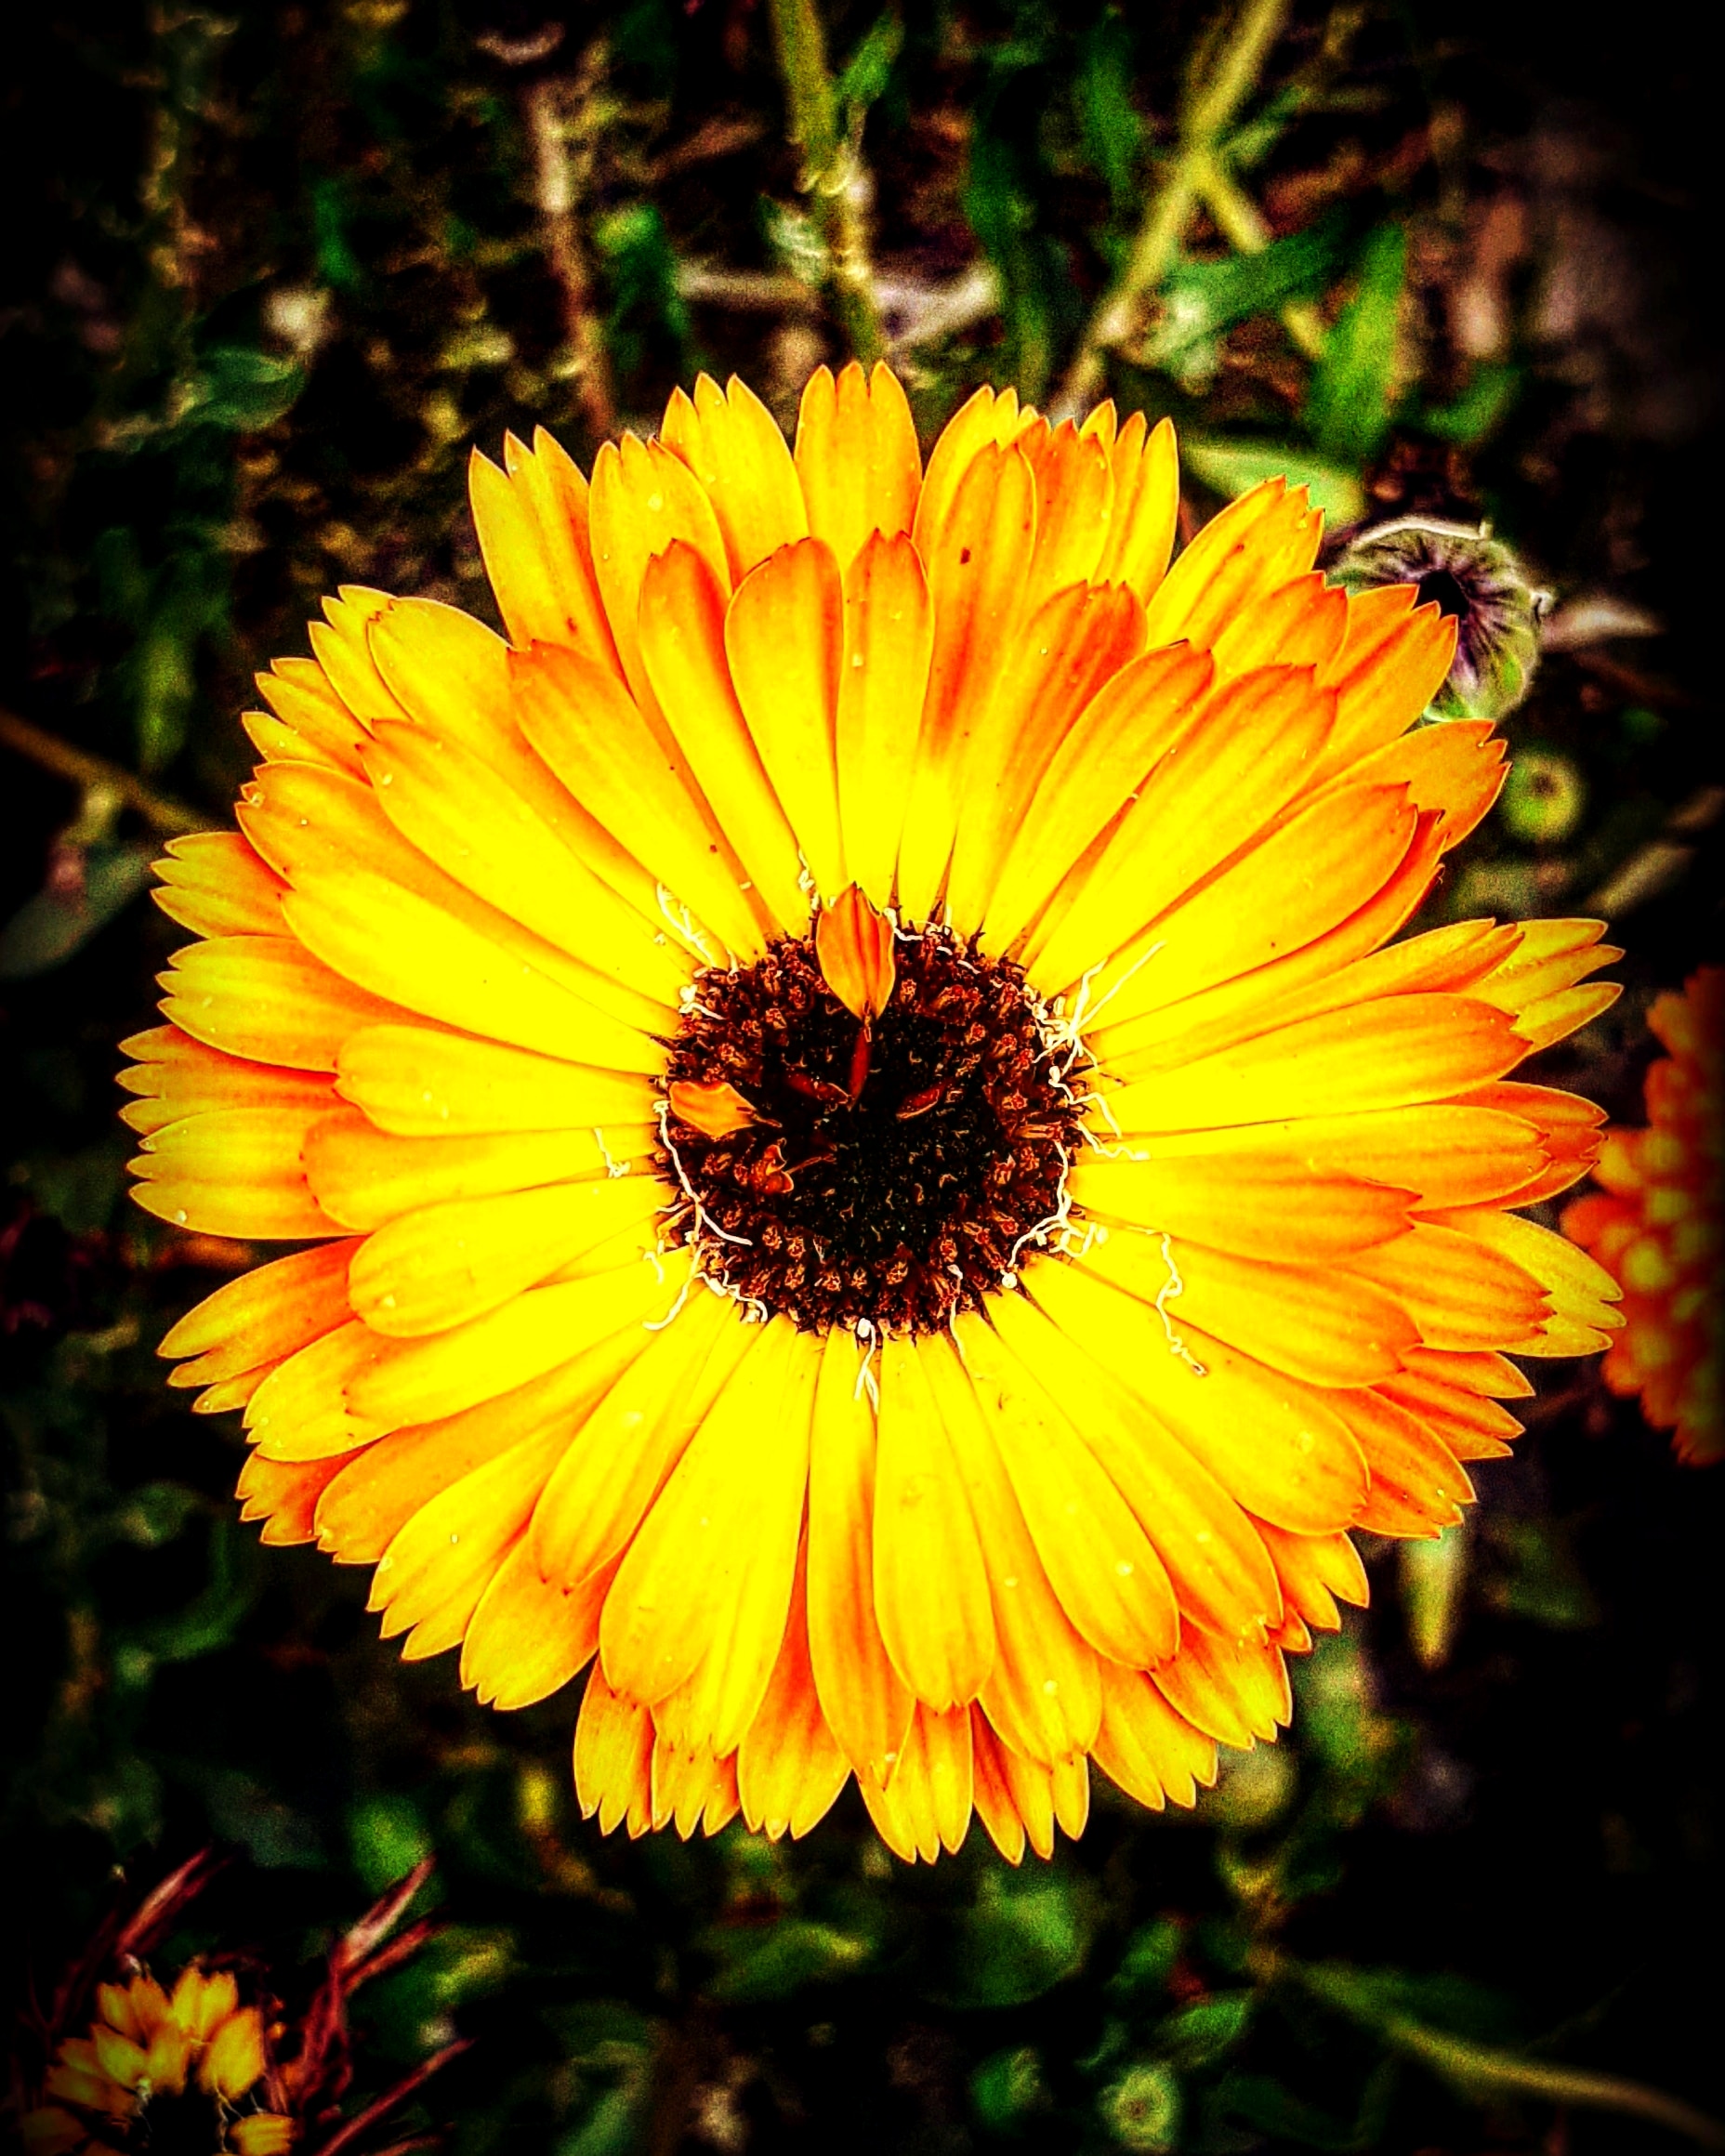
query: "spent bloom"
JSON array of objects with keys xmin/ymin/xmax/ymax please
[
  {"xmin": 122, "ymin": 364, "xmax": 1620, "ymax": 1861},
  {"xmin": 1562, "ymin": 966, "xmax": 1722, "ymax": 1463}
]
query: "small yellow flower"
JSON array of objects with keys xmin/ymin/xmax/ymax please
[
  {"xmin": 1563, "ymin": 966, "xmax": 1722, "ymax": 1463},
  {"xmin": 24, "ymin": 1967, "xmax": 291, "ymax": 2156},
  {"xmin": 124, "ymin": 364, "xmax": 1622, "ymax": 1861}
]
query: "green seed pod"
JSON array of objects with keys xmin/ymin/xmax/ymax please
[
  {"xmin": 1330, "ymin": 517, "xmax": 1547, "ymax": 722},
  {"xmin": 1100, "ymin": 2063, "xmax": 1182, "ymax": 2151},
  {"xmin": 1498, "ymin": 749, "xmax": 1587, "ymax": 844}
]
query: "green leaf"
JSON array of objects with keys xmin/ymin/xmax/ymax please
[
  {"xmin": 1108, "ymin": 1916, "xmax": 1185, "ymax": 2002},
  {"xmin": 932, "ymin": 1867, "xmax": 1092, "ymax": 2008},
  {"xmin": 700, "ymin": 1914, "xmax": 875, "ymax": 2002},
  {"xmin": 350, "ymin": 1791, "xmax": 436, "ymax": 1895},
  {"xmin": 1180, "ymin": 437, "xmax": 1364, "ymax": 526},
  {"xmin": 133, "ymin": 1515, "xmax": 257, "ymax": 1663},
  {"xmin": 1154, "ymin": 1991, "xmax": 1254, "ymax": 2068},
  {"xmin": 969, "ymin": 2045, "xmax": 1049, "ymax": 2132},
  {"xmin": 1075, "ymin": 13, "xmax": 1143, "ymax": 221},
  {"xmin": 836, "ymin": 12, "xmax": 903, "ymax": 122},
  {"xmin": 0, "ymin": 844, "xmax": 154, "ymax": 979},
  {"xmin": 1417, "ymin": 362, "xmax": 1521, "ymax": 444},
  {"xmin": 1304, "ymin": 222, "xmax": 1407, "ymax": 464},
  {"xmin": 192, "ymin": 345, "xmax": 305, "ymax": 431},
  {"xmin": 1151, "ymin": 213, "xmax": 1350, "ymax": 365}
]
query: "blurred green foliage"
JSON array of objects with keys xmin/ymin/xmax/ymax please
[{"xmin": 4, "ymin": 0, "xmax": 1722, "ymax": 2150}]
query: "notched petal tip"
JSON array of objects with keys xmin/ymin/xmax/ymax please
[{"xmin": 815, "ymin": 884, "xmax": 897, "ymax": 1023}]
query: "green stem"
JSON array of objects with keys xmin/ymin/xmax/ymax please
[
  {"xmin": 0, "ymin": 706, "xmax": 202, "ymax": 836},
  {"xmin": 1192, "ymin": 149, "xmax": 1328, "ymax": 360},
  {"xmin": 1053, "ymin": 0, "xmax": 1291, "ymax": 415},
  {"xmin": 1265, "ymin": 1954, "xmax": 1725, "ymax": 2150},
  {"xmin": 766, "ymin": 0, "xmax": 886, "ymax": 363}
]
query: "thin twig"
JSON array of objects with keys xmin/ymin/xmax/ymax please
[
  {"xmin": 0, "ymin": 705, "xmax": 202, "ymax": 835},
  {"xmin": 524, "ymin": 54, "xmax": 617, "ymax": 445},
  {"xmin": 765, "ymin": 0, "xmax": 886, "ymax": 362},
  {"xmin": 1053, "ymin": 0, "xmax": 1292, "ymax": 417},
  {"xmin": 306, "ymin": 2041, "xmax": 471, "ymax": 2156}
]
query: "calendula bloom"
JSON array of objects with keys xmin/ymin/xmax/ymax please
[
  {"xmin": 1562, "ymin": 966, "xmax": 1722, "ymax": 1464},
  {"xmin": 122, "ymin": 364, "xmax": 1622, "ymax": 1863},
  {"xmin": 23, "ymin": 1966, "xmax": 289, "ymax": 2156}
]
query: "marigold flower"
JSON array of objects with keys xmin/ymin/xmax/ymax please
[
  {"xmin": 121, "ymin": 364, "xmax": 1623, "ymax": 1862},
  {"xmin": 1562, "ymin": 966, "xmax": 1722, "ymax": 1464},
  {"xmin": 23, "ymin": 1966, "xmax": 287, "ymax": 2156}
]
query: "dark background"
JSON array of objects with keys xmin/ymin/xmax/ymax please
[{"xmin": 3, "ymin": 3, "xmax": 1721, "ymax": 2150}]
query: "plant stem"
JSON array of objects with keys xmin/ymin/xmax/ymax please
[
  {"xmin": 766, "ymin": 0, "xmax": 886, "ymax": 363},
  {"xmin": 1192, "ymin": 149, "xmax": 1328, "ymax": 359},
  {"xmin": 1263, "ymin": 1952, "xmax": 1725, "ymax": 2150},
  {"xmin": 0, "ymin": 706, "xmax": 202, "ymax": 835},
  {"xmin": 1053, "ymin": 0, "xmax": 1291, "ymax": 416},
  {"xmin": 525, "ymin": 55, "xmax": 618, "ymax": 446}
]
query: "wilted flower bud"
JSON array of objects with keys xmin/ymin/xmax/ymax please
[{"xmin": 1330, "ymin": 517, "xmax": 1547, "ymax": 722}]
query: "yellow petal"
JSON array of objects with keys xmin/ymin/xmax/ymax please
[
  {"xmin": 345, "ymin": 1253, "xmax": 692, "ymax": 1439},
  {"xmin": 573, "ymin": 1660, "xmax": 655, "ymax": 1834},
  {"xmin": 1024, "ymin": 1258, "xmax": 1369, "ymax": 1534},
  {"xmin": 806, "ymin": 1328, "xmax": 915, "ymax": 1787},
  {"xmin": 281, "ymin": 866, "xmax": 664, "ymax": 1073},
  {"xmin": 600, "ymin": 1319, "xmax": 812, "ymax": 1755},
  {"xmin": 129, "ymin": 1102, "xmax": 343, "ymax": 1240},
  {"xmin": 1025, "ymin": 662, "xmax": 1337, "ymax": 993},
  {"xmin": 460, "ymin": 1536, "xmax": 608, "ymax": 1709},
  {"xmin": 305, "ymin": 1109, "xmax": 653, "ymax": 1230},
  {"xmin": 316, "ymin": 1328, "xmax": 642, "ymax": 1561},
  {"xmin": 370, "ymin": 1421, "xmax": 569, "ymax": 1659},
  {"xmin": 948, "ymin": 1312, "xmax": 1179, "ymax": 1668},
  {"xmin": 152, "ymin": 832, "xmax": 286, "ymax": 940},
  {"xmin": 1093, "ymin": 1659, "xmax": 1218, "ymax": 1811},
  {"xmin": 348, "ymin": 1176, "xmax": 666, "ymax": 1336},
  {"xmin": 1069, "ymin": 1150, "xmax": 1410, "ymax": 1263},
  {"xmin": 161, "ymin": 935, "xmax": 402, "ymax": 1073},
  {"xmin": 986, "ymin": 1288, "xmax": 1284, "ymax": 1643},
  {"xmin": 510, "ymin": 639, "xmax": 763, "ymax": 964},
  {"xmin": 161, "ymin": 1238, "xmax": 356, "ymax": 1381},
  {"xmin": 469, "ymin": 427, "xmax": 621, "ymax": 668},
  {"xmin": 360, "ymin": 720, "xmax": 689, "ymax": 1006},
  {"xmin": 795, "ymin": 361, "xmax": 921, "ymax": 571},
  {"xmin": 943, "ymin": 581, "xmax": 1146, "ymax": 930},
  {"xmin": 834, "ymin": 529, "xmax": 934, "ymax": 908},
  {"xmin": 336, "ymin": 1022, "xmax": 654, "ymax": 1137},
  {"xmin": 661, "ymin": 373, "xmax": 809, "ymax": 582},
  {"xmin": 588, "ymin": 431, "xmax": 731, "ymax": 714},
  {"xmin": 736, "ymin": 1539, "xmax": 851, "ymax": 1839},
  {"xmin": 725, "ymin": 537, "xmax": 846, "ymax": 895},
  {"xmin": 1093, "ymin": 412, "xmax": 1179, "ymax": 602},
  {"xmin": 1100, "ymin": 994, "xmax": 1528, "ymax": 1135},
  {"xmin": 637, "ymin": 540, "xmax": 808, "ymax": 935},
  {"xmin": 873, "ymin": 1333, "xmax": 996, "ymax": 1710},
  {"xmin": 981, "ymin": 643, "xmax": 1213, "ymax": 954},
  {"xmin": 916, "ymin": 1332, "xmax": 1102, "ymax": 1766},
  {"xmin": 897, "ymin": 440, "xmax": 1036, "ymax": 920}
]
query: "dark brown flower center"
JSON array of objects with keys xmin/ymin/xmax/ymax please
[{"xmin": 658, "ymin": 920, "xmax": 1088, "ymax": 1336}]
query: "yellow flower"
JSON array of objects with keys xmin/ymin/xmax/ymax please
[
  {"xmin": 122, "ymin": 364, "xmax": 1622, "ymax": 1862},
  {"xmin": 25, "ymin": 1966, "xmax": 287, "ymax": 2155},
  {"xmin": 1562, "ymin": 966, "xmax": 1722, "ymax": 1464}
]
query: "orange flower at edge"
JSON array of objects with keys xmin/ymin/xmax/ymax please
[{"xmin": 1562, "ymin": 966, "xmax": 1723, "ymax": 1463}]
